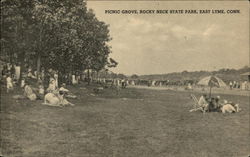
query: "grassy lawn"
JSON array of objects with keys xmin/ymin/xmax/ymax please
[{"xmin": 0, "ymin": 84, "xmax": 249, "ymax": 157}]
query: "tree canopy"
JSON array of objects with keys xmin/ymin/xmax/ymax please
[{"xmin": 1, "ymin": 0, "xmax": 117, "ymax": 76}]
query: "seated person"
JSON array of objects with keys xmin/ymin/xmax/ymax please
[
  {"xmin": 198, "ymin": 94, "xmax": 209, "ymax": 111},
  {"xmin": 47, "ymin": 79, "xmax": 57, "ymax": 93},
  {"xmin": 189, "ymin": 94, "xmax": 209, "ymax": 113},
  {"xmin": 27, "ymin": 71, "xmax": 36, "ymax": 79},
  {"xmin": 59, "ymin": 83, "xmax": 77, "ymax": 99},
  {"xmin": 24, "ymin": 83, "xmax": 37, "ymax": 101},
  {"xmin": 43, "ymin": 89, "xmax": 74, "ymax": 106},
  {"xmin": 36, "ymin": 84, "xmax": 45, "ymax": 100},
  {"xmin": 208, "ymin": 98, "xmax": 218, "ymax": 112},
  {"xmin": 221, "ymin": 100, "xmax": 240, "ymax": 112}
]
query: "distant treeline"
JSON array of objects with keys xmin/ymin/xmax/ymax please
[{"xmin": 135, "ymin": 66, "xmax": 249, "ymax": 84}]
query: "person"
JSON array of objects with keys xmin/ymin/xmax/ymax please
[
  {"xmin": 43, "ymin": 88, "xmax": 74, "ymax": 106},
  {"xmin": 241, "ymin": 81, "xmax": 247, "ymax": 90},
  {"xmin": 54, "ymin": 71, "xmax": 59, "ymax": 88},
  {"xmin": 36, "ymin": 84, "xmax": 45, "ymax": 99},
  {"xmin": 233, "ymin": 81, "xmax": 236, "ymax": 88},
  {"xmin": 27, "ymin": 68, "xmax": 36, "ymax": 79},
  {"xmin": 44, "ymin": 71, "xmax": 50, "ymax": 88},
  {"xmin": 6, "ymin": 74, "xmax": 13, "ymax": 93},
  {"xmin": 229, "ymin": 81, "xmax": 233, "ymax": 90},
  {"xmin": 21, "ymin": 79, "xmax": 25, "ymax": 88},
  {"xmin": 59, "ymin": 83, "xmax": 69, "ymax": 93},
  {"xmin": 34, "ymin": 70, "xmax": 38, "ymax": 78},
  {"xmin": 10, "ymin": 64, "xmax": 15, "ymax": 79},
  {"xmin": 39, "ymin": 84, "xmax": 45, "ymax": 95},
  {"xmin": 47, "ymin": 79, "xmax": 57, "ymax": 93},
  {"xmin": 15, "ymin": 64, "xmax": 21, "ymax": 81},
  {"xmin": 209, "ymin": 97, "xmax": 218, "ymax": 112},
  {"xmin": 2, "ymin": 64, "xmax": 8, "ymax": 78},
  {"xmin": 236, "ymin": 82, "xmax": 240, "ymax": 89},
  {"xmin": 121, "ymin": 79, "xmax": 126, "ymax": 88},
  {"xmin": 214, "ymin": 96, "xmax": 222, "ymax": 110},
  {"xmin": 24, "ymin": 83, "xmax": 37, "ymax": 101},
  {"xmin": 220, "ymin": 100, "xmax": 240, "ymax": 113},
  {"xmin": 41, "ymin": 68, "xmax": 45, "ymax": 82},
  {"xmin": 198, "ymin": 94, "xmax": 209, "ymax": 112},
  {"xmin": 59, "ymin": 83, "xmax": 77, "ymax": 99},
  {"xmin": 7, "ymin": 63, "xmax": 11, "ymax": 73},
  {"xmin": 72, "ymin": 74, "xmax": 77, "ymax": 85}
]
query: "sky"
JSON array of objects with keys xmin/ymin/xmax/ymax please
[{"xmin": 87, "ymin": 1, "xmax": 249, "ymax": 75}]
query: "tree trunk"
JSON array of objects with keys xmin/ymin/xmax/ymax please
[
  {"xmin": 96, "ymin": 71, "xmax": 100, "ymax": 83},
  {"xmin": 37, "ymin": 25, "xmax": 43, "ymax": 81},
  {"xmin": 36, "ymin": 52, "xmax": 41, "ymax": 79},
  {"xmin": 19, "ymin": 51, "xmax": 25, "ymax": 84},
  {"xmin": 87, "ymin": 69, "xmax": 90, "ymax": 85}
]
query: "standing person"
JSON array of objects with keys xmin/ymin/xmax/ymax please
[
  {"xmin": 7, "ymin": 63, "xmax": 11, "ymax": 73},
  {"xmin": 21, "ymin": 79, "xmax": 25, "ymax": 88},
  {"xmin": 54, "ymin": 71, "xmax": 59, "ymax": 88},
  {"xmin": 233, "ymin": 81, "xmax": 236, "ymax": 88},
  {"xmin": 229, "ymin": 81, "xmax": 233, "ymax": 90},
  {"xmin": 236, "ymin": 82, "xmax": 240, "ymax": 89},
  {"xmin": 34, "ymin": 70, "xmax": 38, "ymax": 78},
  {"xmin": 2, "ymin": 64, "xmax": 8, "ymax": 78},
  {"xmin": 121, "ymin": 79, "xmax": 125, "ymax": 88},
  {"xmin": 72, "ymin": 74, "xmax": 76, "ymax": 85},
  {"xmin": 75, "ymin": 72, "xmax": 79, "ymax": 84},
  {"xmin": 10, "ymin": 64, "xmax": 15, "ymax": 79},
  {"xmin": 6, "ymin": 74, "xmax": 13, "ymax": 93},
  {"xmin": 44, "ymin": 71, "xmax": 50, "ymax": 89},
  {"xmin": 41, "ymin": 67, "xmax": 45, "ymax": 83},
  {"xmin": 15, "ymin": 63, "xmax": 21, "ymax": 81}
]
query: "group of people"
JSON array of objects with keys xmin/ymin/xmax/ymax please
[
  {"xmin": 190, "ymin": 94, "xmax": 240, "ymax": 113},
  {"xmin": 229, "ymin": 81, "xmax": 249, "ymax": 90},
  {"xmin": 2, "ymin": 65, "xmax": 76, "ymax": 107}
]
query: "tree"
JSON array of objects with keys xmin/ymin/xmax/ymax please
[
  {"xmin": 1, "ymin": 0, "xmax": 117, "ymax": 84},
  {"xmin": 131, "ymin": 74, "xmax": 139, "ymax": 79}
]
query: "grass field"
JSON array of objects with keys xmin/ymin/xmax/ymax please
[{"xmin": 1, "ymin": 84, "xmax": 249, "ymax": 157}]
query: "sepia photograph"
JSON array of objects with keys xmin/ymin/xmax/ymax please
[{"xmin": 0, "ymin": 0, "xmax": 249, "ymax": 157}]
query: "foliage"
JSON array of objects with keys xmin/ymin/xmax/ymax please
[
  {"xmin": 139, "ymin": 66, "xmax": 250, "ymax": 83},
  {"xmin": 1, "ymin": 0, "xmax": 117, "ymax": 76}
]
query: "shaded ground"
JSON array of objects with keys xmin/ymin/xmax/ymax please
[{"xmin": 0, "ymin": 84, "xmax": 249, "ymax": 157}]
